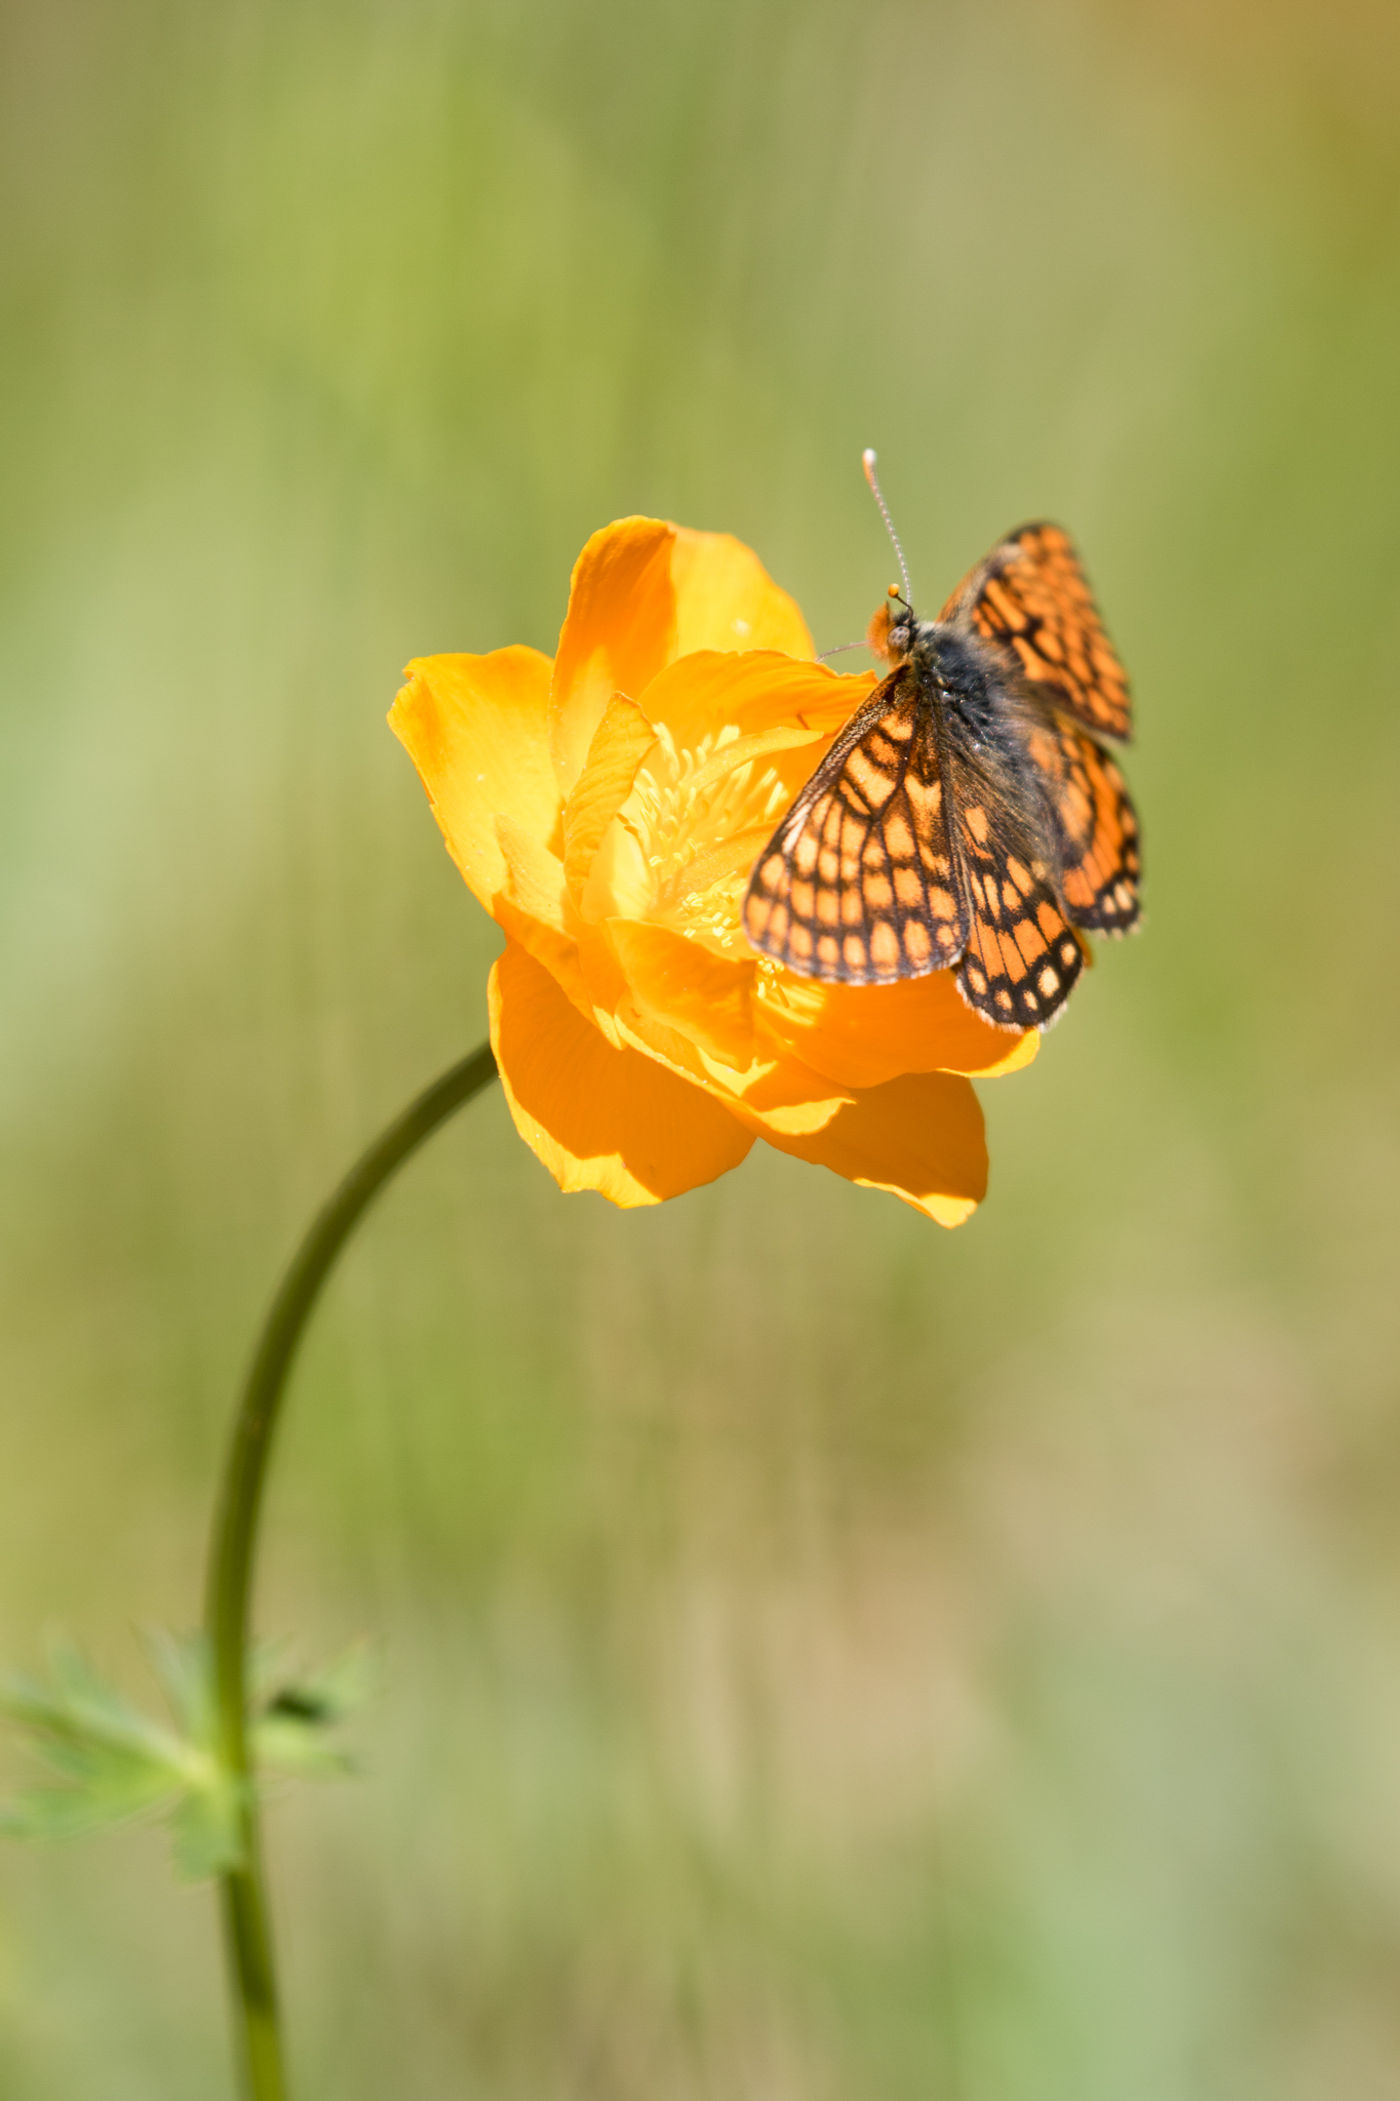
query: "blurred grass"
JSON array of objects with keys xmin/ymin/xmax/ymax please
[{"xmin": 3, "ymin": 0, "xmax": 1400, "ymax": 2093}]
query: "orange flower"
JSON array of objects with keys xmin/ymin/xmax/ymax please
[{"xmin": 390, "ymin": 518, "xmax": 1037, "ymax": 1225}]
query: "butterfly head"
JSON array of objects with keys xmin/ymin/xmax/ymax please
[{"xmin": 866, "ymin": 584, "xmax": 919, "ymax": 665}]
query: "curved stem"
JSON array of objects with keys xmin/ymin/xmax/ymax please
[{"xmin": 203, "ymin": 1044, "xmax": 498, "ymax": 2100}]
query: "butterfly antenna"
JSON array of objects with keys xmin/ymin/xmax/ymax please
[
  {"xmin": 817, "ymin": 639, "xmax": 868, "ymax": 661},
  {"xmin": 862, "ymin": 448, "xmax": 913, "ymax": 605}
]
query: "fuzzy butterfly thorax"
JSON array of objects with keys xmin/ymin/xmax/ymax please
[
  {"xmin": 875, "ymin": 606, "xmax": 1021, "ymax": 746},
  {"xmin": 742, "ymin": 522, "xmax": 1141, "ymax": 1032}
]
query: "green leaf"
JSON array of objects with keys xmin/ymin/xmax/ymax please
[
  {"xmin": 0, "ymin": 1632, "xmax": 373, "ymax": 1880},
  {"xmin": 253, "ymin": 1642, "xmax": 375, "ymax": 1780},
  {"xmin": 0, "ymin": 1643, "xmax": 191, "ymax": 1853}
]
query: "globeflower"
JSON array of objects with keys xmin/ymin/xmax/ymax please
[{"xmin": 390, "ymin": 517, "xmax": 1036, "ymax": 1224}]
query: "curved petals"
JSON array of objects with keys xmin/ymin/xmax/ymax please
[
  {"xmin": 637, "ymin": 648, "xmax": 870, "ymax": 758},
  {"xmin": 551, "ymin": 519, "xmax": 676, "ymax": 795},
  {"xmin": 550, "ymin": 519, "xmax": 814, "ymax": 795},
  {"xmin": 489, "ymin": 942, "xmax": 753, "ymax": 1207},
  {"xmin": 716, "ymin": 1049, "xmax": 856, "ymax": 1131},
  {"xmin": 667, "ymin": 527, "xmax": 814, "ymax": 661},
  {"xmin": 606, "ymin": 919, "xmax": 757, "ymax": 1072},
  {"xmin": 608, "ymin": 1003, "xmax": 863, "ymax": 1138},
  {"xmin": 563, "ymin": 694, "xmax": 658, "ymax": 901},
  {"xmin": 391, "ymin": 648, "xmax": 558, "ymax": 909},
  {"xmin": 493, "ymin": 816, "xmax": 591, "ymax": 1017},
  {"xmin": 747, "ymin": 1069, "xmax": 988, "ymax": 1226},
  {"xmin": 758, "ymin": 971, "xmax": 1040, "ymax": 1088}
]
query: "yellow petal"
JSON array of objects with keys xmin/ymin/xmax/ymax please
[
  {"xmin": 495, "ymin": 815, "xmax": 570, "ymax": 930},
  {"xmin": 668, "ymin": 526, "xmax": 815, "ymax": 660},
  {"xmin": 549, "ymin": 518, "xmax": 814, "ymax": 795},
  {"xmin": 550, "ymin": 520, "xmax": 674, "ymax": 795},
  {"xmin": 604, "ymin": 992, "xmax": 858, "ymax": 1132},
  {"xmin": 576, "ymin": 652, "xmax": 874, "ymax": 941},
  {"xmin": 759, "ymin": 970, "xmax": 1040, "ymax": 1088},
  {"xmin": 637, "ymin": 648, "xmax": 872, "ymax": 758},
  {"xmin": 390, "ymin": 648, "xmax": 558, "ymax": 910},
  {"xmin": 489, "ymin": 941, "xmax": 754, "ymax": 1207},
  {"xmin": 562, "ymin": 694, "xmax": 658, "ymax": 901},
  {"xmin": 606, "ymin": 918, "xmax": 757, "ymax": 1072},
  {"xmin": 493, "ymin": 815, "xmax": 590, "ymax": 1017},
  {"xmin": 720, "ymin": 1052, "xmax": 856, "ymax": 1132},
  {"xmin": 745, "ymin": 1070, "xmax": 988, "ymax": 1227}
]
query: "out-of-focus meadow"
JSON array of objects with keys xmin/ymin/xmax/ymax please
[{"xmin": 3, "ymin": 0, "xmax": 1400, "ymax": 2092}]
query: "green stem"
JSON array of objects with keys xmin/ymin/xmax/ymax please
[{"xmin": 203, "ymin": 1044, "xmax": 498, "ymax": 2101}]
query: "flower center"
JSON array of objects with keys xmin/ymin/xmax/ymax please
[{"xmin": 617, "ymin": 722, "xmax": 818, "ymax": 954}]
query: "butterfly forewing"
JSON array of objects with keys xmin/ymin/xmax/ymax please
[
  {"xmin": 742, "ymin": 667, "xmax": 970, "ymax": 983},
  {"xmin": 943, "ymin": 523, "xmax": 1132, "ymax": 742}
]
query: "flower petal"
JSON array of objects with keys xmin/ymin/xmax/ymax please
[
  {"xmin": 606, "ymin": 1002, "xmax": 860, "ymax": 1135},
  {"xmin": 562, "ymin": 694, "xmax": 658, "ymax": 901},
  {"xmin": 573, "ymin": 652, "xmax": 874, "ymax": 945},
  {"xmin": 606, "ymin": 919, "xmax": 757, "ymax": 1071},
  {"xmin": 758, "ymin": 971, "xmax": 1039, "ymax": 1088},
  {"xmin": 637, "ymin": 648, "xmax": 872, "ymax": 757},
  {"xmin": 493, "ymin": 815, "xmax": 591, "ymax": 1017},
  {"xmin": 743, "ymin": 1070, "xmax": 988, "ymax": 1227},
  {"xmin": 668, "ymin": 527, "xmax": 815, "ymax": 660},
  {"xmin": 550, "ymin": 520, "xmax": 675, "ymax": 795},
  {"xmin": 390, "ymin": 648, "xmax": 558, "ymax": 909},
  {"xmin": 489, "ymin": 941, "xmax": 753, "ymax": 1207},
  {"xmin": 717, "ymin": 1051, "xmax": 856, "ymax": 1130},
  {"xmin": 550, "ymin": 519, "xmax": 814, "ymax": 795}
]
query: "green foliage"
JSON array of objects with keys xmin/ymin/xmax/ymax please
[{"xmin": 0, "ymin": 1635, "xmax": 370, "ymax": 1881}]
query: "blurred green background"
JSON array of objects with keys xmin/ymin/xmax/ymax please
[{"xmin": 3, "ymin": 0, "xmax": 1400, "ymax": 2093}]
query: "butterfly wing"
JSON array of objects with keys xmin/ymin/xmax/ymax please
[
  {"xmin": 1024, "ymin": 706, "xmax": 1142, "ymax": 935},
  {"xmin": 745, "ymin": 525, "xmax": 1139, "ymax": 1027},
  {"xmin": 939, "ymin": 731, "xmax": 1086, "ymax": 1031},
  {"xmin": 941, "ymin": 523, "xmax": 1132, "ymax": 742},
  {"xmin": 742, "ymin": 665, "xmax": 970, "ymax": 983}
]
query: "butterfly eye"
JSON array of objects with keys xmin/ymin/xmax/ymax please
[{"xmin": 864, "ymin": 600, "xmax": 915, "ymax": 666}]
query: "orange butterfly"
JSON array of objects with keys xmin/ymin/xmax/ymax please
[{"xmin": 742, "ymin": 454, "xmax": 1141, "ymax": 1030}]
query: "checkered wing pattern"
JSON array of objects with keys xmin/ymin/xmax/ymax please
[
  {"xmin": 943, "ymin": 523, "xmax": 1132, "ymax": 742},
  {"xmin": 741, "ymin": 666, "xmax": 969, "ymax": 983},
  {"xmin": 942, "ymin": 740, "xmax": 1085, "ymax": 1029},
  {"xmin": 741, "ymin": 680, "xmax": 1091, "ymax": 1028},
  {"xmin": 1025, "ymin": 708, "xmax": 1142, "ymax": 935},
  {"xmin": 743, "ymin": 516, "xmax": 1141, "ymax": 1032}
]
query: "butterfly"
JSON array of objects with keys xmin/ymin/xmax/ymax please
[{"xmin": 742, "ymin": 461, "xmax": 1141, "ymax": 1031}]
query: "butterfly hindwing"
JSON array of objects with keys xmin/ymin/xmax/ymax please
[
  {"xmin": 742, "ymin": 667, "xmax": 969, "ymax": 983},
  {"xmin": 1023, "ymin": 707, "xmax": 1142, "ymax": 934},
  {"xmin": 940, "ymin": 733, "xmax": 1085, "ymax": 1031},
  {"xmin": 942, "ymin": 523, "xmax": 1132, "ymax": 743}
]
